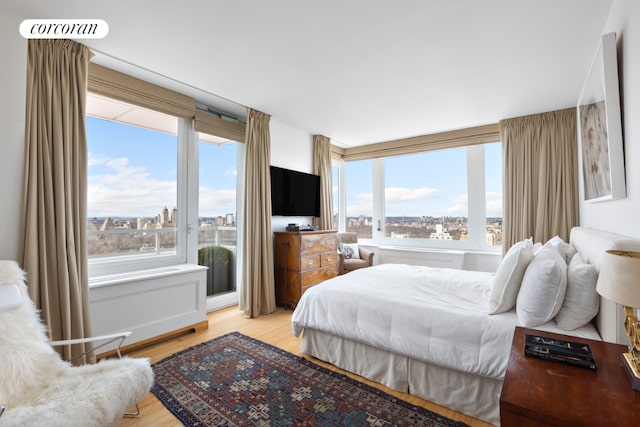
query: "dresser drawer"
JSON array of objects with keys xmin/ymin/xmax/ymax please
[
  {"xmin": 274, "ymin": 230, "xmax": 337, "ymax": 308},
  {"xmin": 300, "ymin": 254, "xmax": 320, "ymax": 271},
  {"xmin": 301, "ymin": 265, "xmax": 337, "ymax": 287},
  {"xmin": 301, "ymin": 233, "xmax": 338, "ymax": 255},
  {"xmin": 320, "ymin": 252, "xmax": 337, "ymax": 266}
]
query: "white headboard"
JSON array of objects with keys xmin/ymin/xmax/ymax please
[{"xmin": 570, "ymin": 226, "xmax": 640, "ymax": 344}]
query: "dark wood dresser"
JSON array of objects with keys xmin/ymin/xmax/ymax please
[
  {"xmin": 500, "ymin": 326, "xmax": 640, "ymax": 426},
  {"xmin": 274, "ymin": 230, "xmax": 338, "ymax": 308}
]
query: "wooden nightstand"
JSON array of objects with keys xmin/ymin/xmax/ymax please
[{"xmin": 500, "ymin": 327, "xmax": 640, "ymax": 426}]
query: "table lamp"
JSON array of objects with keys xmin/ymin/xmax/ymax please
[{"xmin": 595, "ymin": 250, "xmax": 640, "ymax": 391}]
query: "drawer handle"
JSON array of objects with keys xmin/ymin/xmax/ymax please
[
  {"xmin": 326, "ymin": 239, "xmax": 331, "ymax": 245},
  {"xmin": 326, "ymin": 270, "xmax": 332, "ymax": 275},
  {"xmin": 306, "ymin": 242, "xmax": 314, "ymax": 248},
  {"xmin": 326, "ymin": 256, "xmax": 331, "ymax": 261},
  {"xmin": 308, "ymin": 259, "xmax": 314, "ymax": 265}
]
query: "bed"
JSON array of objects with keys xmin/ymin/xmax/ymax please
[{"xmin": 291, "ymin": 227, "xmax": 640, "ymax": 426}]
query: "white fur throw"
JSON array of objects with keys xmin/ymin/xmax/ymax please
[{"xmin": 0, "ymin": 261, "xmax": 154, "ymax": 427}]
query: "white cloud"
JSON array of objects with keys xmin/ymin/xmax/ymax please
[
  {"xmin": 199, "ymin": 187, "xmax": 236, "ymax": 217},
  {"xmin": 486, "ymin": 199, "xmax": 503, "ymax": 216},
  {"xmin": 443, "ymin": 194, "xmax": 466, "ymax": 213},
  {"xmin": 445, "ymin": 204, "xmax": 466, "ymax": 214},
  {"xmin": 348, "ymin": 187, "xmax": 440, "ymax": 217},
  {"xmin": 385, "ymin": 187, "xmax": 437, "ymax": 201},
  {"xmin": 88, "ymin": 155, "xmax": 237, "ymax": 219},
  {"xmin": 347, "ymin": 192, "xmax": 373, "ymax": 217},
  {"xmin": 384, "ymin": 187, "xmax": 437, "ymax": 216}
]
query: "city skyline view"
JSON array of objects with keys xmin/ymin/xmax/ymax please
[
  {"xmin": 86, "ymin": 116, "xmax": 238, "ymax": 219},
  {"xmin": 87, "ymin": 116, "xmax": 502, "ymax": 225},
  {"xmin": 343, "ymin": 143, "xmax": 503, "ymax": 220}
]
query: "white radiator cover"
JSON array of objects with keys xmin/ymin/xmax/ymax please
[
  {"xmin": 371, "ymin": 245, "xmax": 501, "ymax": 272},
  {"xmin": 378, "ymin": 246, "xmax": 465, "ymax": 269},
  {"xmin": 89, "ymin": 264, "xmax": 207, "ymax": 352}
]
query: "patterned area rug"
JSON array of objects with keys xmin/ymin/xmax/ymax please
[{"xmin": 151, "ymin": 332, "xmax": 469, "ymax": 427}]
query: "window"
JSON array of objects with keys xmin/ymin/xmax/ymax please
[
  {"xmin": 198, "ymin": 137, "xmax": 238, "ymax": 296},
  {"xmin": 485, "ymin": 142, "xmax": 503, "ymax": 246},
  {"xmin": 332, "ymin": 160, "xmax": 340, "ymax": 228},
  {"xmin": 86, "ymin": 91, "xmax": 244, "ymax": 291},
  {"xmin": 86, "ymin": 95, "xmax": 183, "ymax": 276},
  {"xmin": 345, "ymin": 159, "xmax": 373, "ymax": 238},
  {"xmin": 337, "ymin": 142, "xmax": 502, "ymax": 251},
  {"xmin": 384, "ymin": 148, "xmax": 468, "ymax": 241}
]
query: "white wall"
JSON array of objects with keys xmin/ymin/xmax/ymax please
[
  {"xmin": 269, "ymin": 118, "xmax": 316, "ymax": 232},
  {"xmin": 580, "ymin": 0, "xmax": 640, "ymax": 238},
  {"xmin": 0, "ymin": 10, "xmax": 26, "ymax": 261}
]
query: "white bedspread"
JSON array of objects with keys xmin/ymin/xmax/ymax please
[{"xmin": 292, "ymin": 263, "xmax": 600, "ymax": 379}]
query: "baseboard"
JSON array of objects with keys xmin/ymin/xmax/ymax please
[{"xmin": 97, "ymin": 320, "xmax": 209, "ymax": 360}]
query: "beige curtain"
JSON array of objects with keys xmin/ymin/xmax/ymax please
[
  {"xmin": 240, "ymin": 109, "xmax": 276, "ymax": 318},
  {"xmin": 313, "ymin": 135, "xmax": 334, "ymax": 230},
  {"xmin": 20, "ymin": 40, "xmax": 94, "ymax": 363},
  {"xmin": 500, "ymin": 108, "xmax": 579, "ymax": 251}
]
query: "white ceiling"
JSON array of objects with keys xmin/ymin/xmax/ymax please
[{"xmin": 4, "ymin": 0, "xmax": 613, "ymax": 147}]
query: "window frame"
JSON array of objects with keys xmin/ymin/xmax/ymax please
[
  {"xmin": 86, "ymin": 96, "xmax": 246, "ymax": 283},
  {"xmin": 336, "ymin": 142, "xmax": 502, "ymax": 253},
  {"xmin": 85, "ymin": 62, "xmax": 246, "ymax": 283},
  {"xmin": 87, "ymin": 113, "xmax": 190, "ymax": 278}
]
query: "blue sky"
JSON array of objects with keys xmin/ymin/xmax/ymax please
[
  {"xmin": 343, "ymin": 142, "xmax": 502, "ymax": 218},
  {"xmin": 86, "ymin": 116, "xmax": 237, "ymax": 218},
  {"xmin": 87, "ymin": 116, "xmax": 501, "ymax": 220},
  {"xmin": 198, "ymin": 141, "xmax": 238, "ymax": 218}
]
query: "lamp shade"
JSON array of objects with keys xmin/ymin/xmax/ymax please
[{"xmin": 596, "ymin": 250, "xmax": 640, "ymax": 307}]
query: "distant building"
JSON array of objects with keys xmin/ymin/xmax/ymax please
[
  {"xmin": 158, "ymin": 206, "xmax": 169, "ymax": 227},
  {"xmin": 430, "ymin": 224, "xmax": 452, "ymax": 240},
  {"xmin": 171, "ymin": 207, "xmax": 178, "ymax": 225},
  {"xmin": 101, "ymin": 217, "xmax": 114, "ymax": 231}
]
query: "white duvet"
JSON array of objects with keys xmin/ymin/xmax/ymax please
[{"xmin": 292, "ymin": 263, "xmax": 599, "ymax": 379}]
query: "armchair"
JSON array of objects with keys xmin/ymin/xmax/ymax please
[
  {"xmin": 337, "ymin": 232, "xmax": 374, "ymax": 274},
  {"xmin": 0, "ymin": 261, "xmax": 154, "ymax": 427}
]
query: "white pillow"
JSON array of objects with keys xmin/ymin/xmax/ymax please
[
  {"xmin": 532, "ymin": 242, "xmax": 543, "ymax": 255},
  {"xmin": 339, "ymin": 242, "xmax": 359, "ymax": 259},
  {"xmin": 555, "ymin": 253, "xmax": 599, "ymax": 330},
  {"xmin": 516, "ymin": 247, "xmax": 567, "ymax": 327},
  {"xmin": 543, "ymin": 235, "xmax": 576, "ymax": 263},
  {"xmin": 488, "ymin": 238, "xmax": 534, "ymax": 314}
]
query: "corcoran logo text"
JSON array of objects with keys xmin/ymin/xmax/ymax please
[{"xmin": 20, "ymin": 19, "xmax": 109, "ymax": 39}]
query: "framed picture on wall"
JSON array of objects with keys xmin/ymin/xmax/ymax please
[{"xmin": 577, "ymin": 32, "xmax": 626, "ymax": 202}]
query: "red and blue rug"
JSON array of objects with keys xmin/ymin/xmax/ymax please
[{"xmin": 151, "ymin": 332, "xmax": 469, "ymax": 426}]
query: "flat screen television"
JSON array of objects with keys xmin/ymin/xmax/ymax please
[{"xmin": 270, "ymin": 166, "xmax": 320, "ymax": 217}]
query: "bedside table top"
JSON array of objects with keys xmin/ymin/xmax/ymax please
[{"xmin": 500, "ymin": 327, "xmax": 640, "ymax": 427}]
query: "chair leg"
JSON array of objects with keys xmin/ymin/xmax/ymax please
[{"xmin": 124, "ymin": 403, "xmax": 141, "ymax": 417}]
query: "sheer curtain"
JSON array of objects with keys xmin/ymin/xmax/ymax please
[
  {"xmin": 500, "ymin": 108, "xmax": 579, "ymax": 250},
  {"xmin": 20, "ymin": 40, "xmax": 94, "ymax": 363},
  {"xmin": 239, "ymin": 108, "xmax": 276, "ymax": 318},
  {"xmin": 313, "ymin": 134, "xmax": 334, "ymax": 230}
]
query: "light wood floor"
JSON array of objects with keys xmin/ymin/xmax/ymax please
[{"xmin": 115, "ymin": 306, "xmax": 493, "ymax": 427}]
